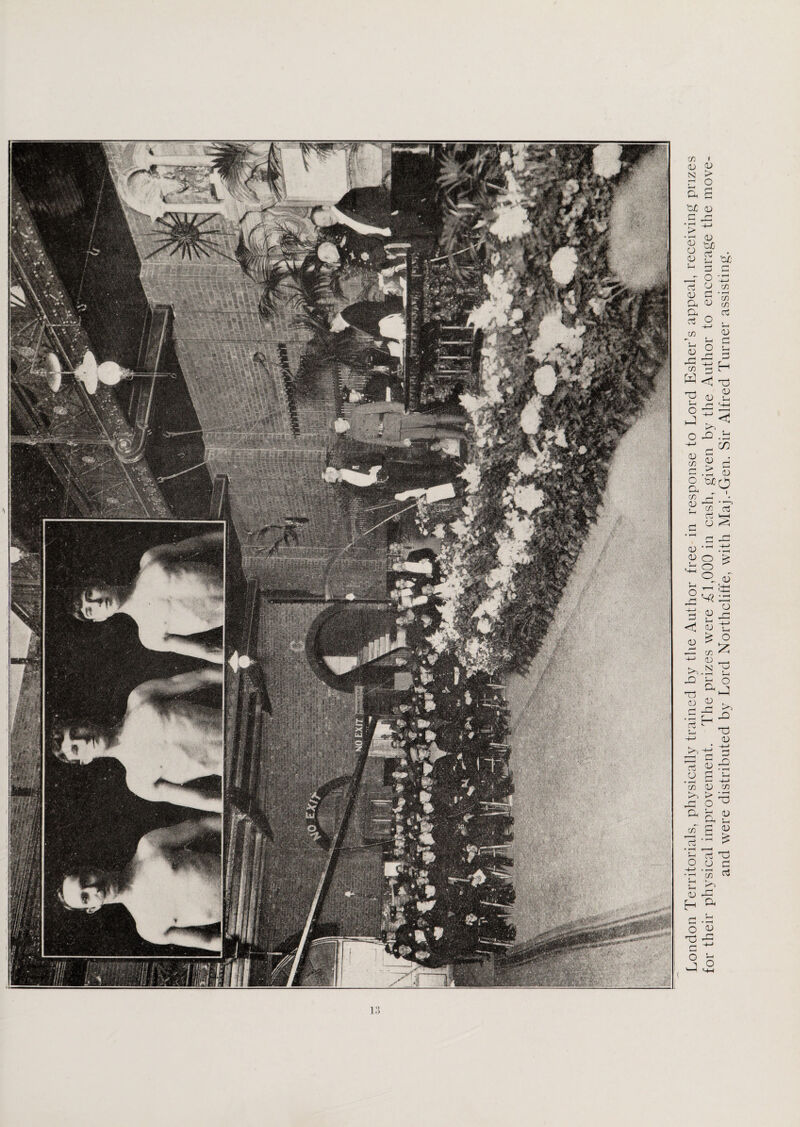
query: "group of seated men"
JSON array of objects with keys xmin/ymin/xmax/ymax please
[
  {"xmin": 55, "ymin": 530, "xmax": 229, "ymax": 953},
  {"xmin": 381, "ymin": 551, "xmax": 516, "ymax": 966},
  {"xmin": 311, "ymin": 184, "xmax": 436, "ymax": 356}
]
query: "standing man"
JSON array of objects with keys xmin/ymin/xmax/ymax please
[
  {"xmin": 52, "ymin": 667, "xmax": 223, "ymax": 812},
  {"xmin": 59, "ymin": 815, "xmax": 223, "ymax": 953},
  {"xmin": 70, "ymin": 528, "xmax": 225, "ymax": 663},
  {"xmin": 311, "ymin": 186, "xmax": 434, "ymax": 242},
  {"xmin": 334, "ymin": 403, "xmax": 466, "ymax": 450}
]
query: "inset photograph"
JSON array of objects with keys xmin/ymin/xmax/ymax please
[{"xmin": 43, "ymin": 520, "xmax": 225, "ymax": 957}]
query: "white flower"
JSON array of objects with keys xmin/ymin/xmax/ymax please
[
  {"xmin": 517, "ymin": 452, "xmax": 538, "ymax": 476},
  {"xmin": 459, "ymin": 464, "xmax": 481, "ymax": 494},
  {"xmin": 490, "ymin": 203, "xmax": 531, "ymax": 242},
  {"xmin": 468, "ymin": 300, "xmax": 499, "ymax": 331},
  {"xmin": 520, "ymin": 396, "xmax": 542, "ymax": 435},
  {"xmin": 593, "ymin": 142, "xmax": 623, "ymax": 179},
  {"xmin": 486, "ymin": 567, "xmax": 506, "ymax": 588},
  {"xmin": 432, "ymin": 524, "xmax": 446, "ymax": 539},
  {"xmin": 578, "ymin": 444, "xmax": 587, "ymax": 455},
  {"xmin": 565, "ymin": 321, "xmax": 586, "ymax": 354},
  {"xmin": 511, "ymin": 144, "xmax": 528, "ymax": 173},
  {"xmin": 482, "ymin": 369, "xmax": 503, "ymax": 406},
  {"xmin": 459, "ymin": 392, "xmax": 488, "ymax": 417},
  {"xmin": 530, "ymin": 310, "xmax": 570, "ymax": 360},
  {"xmin": 507, "ymin": 512, "xmax": 535, "ymax": 542},
  {"xmin": 534, "ymin": 364, "xmax": 557, "ymax": 396},
  {"xmin": 477, "ymin": 618, "xmax": 492, "ymax": 634},
  {"xmin": 497, "ymin": 540, "xmax": 518, "ymax": 568},
  {"xmin": 578, "ymin": 357, "xmax": 596, "ymax": 388},
  {"xmin": 514, "ymin": 483, "xmax": 545, "ymax": 513},
  {"xmin": 553, "ymin": 426, "xmax": 568, "ymax": 449},
  {"xmin": 550, "ymin": 246, "xmax": 578, "ymax": 286}
]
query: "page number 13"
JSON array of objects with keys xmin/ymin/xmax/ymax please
[{"xmin": 370, "ymin": 1004, "xmax": 381, "ymax": 1015}]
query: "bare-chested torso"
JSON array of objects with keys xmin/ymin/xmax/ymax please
[
  {"xmin": 126, "ymin": 841, "xmax": 221, "ymax": 942},
  {"xmin": 129, "ymin": 558, "xmax": 224, "ymax": 644},
  {"xmin": 117, "ymin": 698, "xmax": 223, "ymax": 795}
]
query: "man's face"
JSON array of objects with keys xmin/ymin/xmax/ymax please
[
  {"xmin": 80, "ymin": 587, "xmax": 117, "ymax": 622},
  {"xmin": 59, "ymin": 726, "xmax": 104, "ymax": 765},
  {"xmin": 61, "ymin": 873, "xmax": 106, "ymax": 913},
  {"xmin": 313, "ymin": 208, "xmax": 336, "ymax": 228},
  {"xmin": 317, "ymin": 241, "xmax": 340, "ymax": 265}
]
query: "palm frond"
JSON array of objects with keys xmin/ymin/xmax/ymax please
[
  {"xmin": 236, "ymin": 231, "xmax": 289, "ymax": 285},
  {"xmin": 209, "ymin": 141, "xmax": 283, "ymax": 201},
  {"xmin": 300, "ymin": 142, "xmax": 339, "ymax": 169},
  {"xmin": 257, "ymin": 271, "xmax": 289, "ymax": 322},
  {"xmin": 285, "ymin": 260, "xmax": 333, "ymax": 314},
  {"xmin": 263, "ymin": 144, "xmax": 281, "ymax": 189},
  {"xmin": 292, "ymin": 305, "xmax": 332, "ymax": 335},
  {"xmin": 208, "ymin": 142, "xmax": 259, "ymax": 201},
  {"xmin": 437, "ymin": 152, "xmax": 471, "ymax": 197},
  {"xmin": 276, "ymin": 223, "xmax": 314, "ymax": 260}
]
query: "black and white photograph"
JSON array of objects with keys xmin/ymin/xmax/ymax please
[
  {"xmin": 9, "ymin": 140, "xmax": 670, "ymax": 987},
  {"xmin": 42, "ymin": 519, "xmax": 226, "ymax": 959}
]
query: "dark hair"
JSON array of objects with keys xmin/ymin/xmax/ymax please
[
  {"xmin": 57, "ymin": 868, "xmax": 91, "ymax": 911},
  {"xmin": 310, "ymin": 206, "xmax": 327, "ymax": 225},
  {"xmin": 68, "ymin": 578, "xmax": 111, "ymax": 621},
  {"xmin": 51, "ymin": 717, "xmax": 105, "ymax": 765}
]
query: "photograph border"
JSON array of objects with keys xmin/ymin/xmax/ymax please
[{"xmin": 38, "ymin": 517, "xmax": 226, "ymax": 961}]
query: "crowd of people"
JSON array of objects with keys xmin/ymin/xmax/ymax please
[
  {"xmin": 382, "ymin": 548, "xmax": 516, "ymax": 967},
  {"xmin": 313, "ymin": 169, "xmax": 516, "ymax": 966}
]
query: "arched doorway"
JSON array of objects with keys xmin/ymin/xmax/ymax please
[{"xmin": 305, "ymin": 603, "xmax": 412, "ymax": 715}]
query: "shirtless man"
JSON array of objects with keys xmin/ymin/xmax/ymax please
[
  {"xmin": 70, "ymin": 529, "xmax": 225, "ymax": 663},
  {"xmin": 53, "ymin": 667, "xmax": 223, "ymax": 812},
  {"xmin": 59, "ymin": 815, "xmax": 223, "ymax": 953}
]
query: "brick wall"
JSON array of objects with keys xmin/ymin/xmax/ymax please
[
  {"xmin": 258, "ymin": 600, "xmax": 385, "ymax": 943},
  {"xmin": 9, "ymin": 647, "xmax": 51, "ymax": 984},
  {"xmin": 103, "ymin": 143, "xmax": 390, "ymax": 596}
]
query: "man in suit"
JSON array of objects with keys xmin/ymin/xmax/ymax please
[
  {"xmin": 311, "ymin": 186, "xmax": 435, "ymax": 242},
  {"xmin": 333, "ymin": 401, "xmax": 466, "ymax": 449},
  {"xmin": 329, "ymin": 296, "xmax": 405, "ymax": 342}
]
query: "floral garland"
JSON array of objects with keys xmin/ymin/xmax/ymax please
[{"xmin": 420, "ymin": 143, "xmax": 661, "ymax": 673}]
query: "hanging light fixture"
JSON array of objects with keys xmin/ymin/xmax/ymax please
[
  {"xmin": 97, "ymin": 360, "xmax": 130, "ymax": 386},
  {"xmin": 10, "ymin": 284, "xmax": 27, "ymax": 309},
  {"xmin": 39, "ymin": 351, "xmax": 174, "ymax": 395},
  {"xmin": 43, "ymin": 353, "xmax": 63, "ymax": 392},
  {"xmin": 73, "ymin": 350, "xmax": 98, "ymax": 393}
]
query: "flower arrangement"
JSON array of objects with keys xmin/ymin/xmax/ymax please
[{"xmin": 427, "ymin": 143, "xmax": 668, "ymax": 673}]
